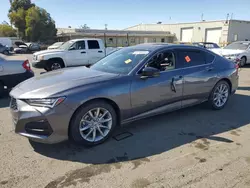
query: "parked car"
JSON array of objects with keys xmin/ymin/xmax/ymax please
[
  {"xmin": 0, "ymin": 43, "xmax": 9, "ymax": 55},
  {"xmin": 9, "ymin": 44, "xmax": 239, "ymax": 146},
  {"xmin": 211, "ymin": 41, "xmax": 250, "ymax": 67},
  {"xmin": 0, "ymin": 54, "xmax": 34, "ymax": 97},
  {"xmin": 192, "ymin": 42, "xmax": 220, "ymax": 49},
  {"xmin": 14, "ymin": 42, "xmax": 40, "ymax": 54},
  {"xmin": 47, "ymin": 42, "xmax": 64, "ymax": 50},
  {"xmin": 0, "ymin": 37, "xmax": 13, "ymax": 52},
  {"xmin": 32, "ymin": 38, "xmax": 119, "ymax": 71}
]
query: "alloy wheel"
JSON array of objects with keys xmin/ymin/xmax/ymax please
[
  {"xmin": 213, "ymin": 83, "xmax": 229, "ymax": 108},
  {"xmin": 51, "ymin": 62, "xmax": 61, "ymax": 70},
  {"xmin": 79, "ymin": 107, "xmax": 112, "ymax": 142}
]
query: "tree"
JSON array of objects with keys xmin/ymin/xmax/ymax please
[
  {"xmin": 25, "ymin": 7, "xmax": 57, "ymax": 42},
  {"xmin": 0, "ymin": 24, "xmax": 17, "ymax": 37},
  {"xmin": 79, "ymin": 24, "xmax": 90, "ymax": 29},
  {"xmin": 9, "ymin": 0, "xmax": 34, "ymax": 12},
  {"xmin": 8, "ymin": 8, "xmax": 26, "ymax": 39},
  {"xmin": 8, "ymin": 0, "xmax": 57, "ymax": 42}
]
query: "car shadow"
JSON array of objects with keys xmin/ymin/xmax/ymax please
[
  {"xmin": 30, "ymin": 93, "xmax": 250, "ymax": 164},
  {"xmin": 0, "ymin": 95, "xmax": 10, "ymax": 108}
]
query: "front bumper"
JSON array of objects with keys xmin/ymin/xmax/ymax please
[
  {"xmin": 32, "ymin": 60, "xmax": 47, "ymax": 69},
  {"xmin": 9, "ymin": 97, "xmax": 74, "ymax": 144}
]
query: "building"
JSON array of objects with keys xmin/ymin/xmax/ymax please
[
  {"xmin": 57, "ymin": 28, "xmax": 175, "ymax": 47},
  {"xmin": 125, "ymin": 19, "xmax": 250, "ymax": 46}
]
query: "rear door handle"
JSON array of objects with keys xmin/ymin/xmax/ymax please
[
  {"xmin": 81, "ymin": 51, "xmax": 86, "ymax": 54},
  {"xmin": 98, "ymin": 51, "xmax": 103, "ymax": 53}
]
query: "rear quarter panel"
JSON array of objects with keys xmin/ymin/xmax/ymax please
[
  {"xmin": 0, "ymin": 55, "xmax": 26, "ymax": 76},
  {"xmin": 213, "ymin": 55, "xmax": 239, "ymax": 92}
]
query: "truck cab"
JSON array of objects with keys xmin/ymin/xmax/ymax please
[{"xmin": 32, "ymin": 38, "xmax": 109, "ymax": 71}]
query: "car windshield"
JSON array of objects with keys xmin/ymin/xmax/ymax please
[
  {"xmin": 58, "ymin": 41, "xmax": 74, "ymax": 50},
  {"xmin": 90, "ymin": 48, "xmax": 150, "ymax": 74},
  {"xmin": 224, "ymin": 42, "xmax": 250, "ymax": 50}
]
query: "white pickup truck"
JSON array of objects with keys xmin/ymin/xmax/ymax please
[{"xmin": 32, "ymin": 38, "xmax": 118, "ymax": 71}]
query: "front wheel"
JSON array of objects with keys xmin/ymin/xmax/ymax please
[
  {"xmin": 46, "ymin": 60, "xmax": 64, "ymax": 71},
  {"xmin": 69, "ymin": 101, "xmax": 117, "ymax": 146},
  {"xmin": 3, "ymin": 50, "xmax": 9, "ymax": 55},
  {"xmin": 208, "ymin": 80, "xmax": 230, "ymax": 110}
]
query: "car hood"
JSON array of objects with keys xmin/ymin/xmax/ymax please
[
  {"xmin": 10, "ymin": 67, "xmax": 119, "ymax": 99},
  {"xmin": 211, "ymin": 48, "xmax": 245, "ymax": 55},
  {"xmin": 33, "ymin": 49, "xmax": 65, "ymax": 56}
]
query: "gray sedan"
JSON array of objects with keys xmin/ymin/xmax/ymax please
[{"xmin": 9, "ymin": 44, "xmax": 239, "ymax": 146}]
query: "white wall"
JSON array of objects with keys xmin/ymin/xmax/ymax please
[
  {"xmin": 125, "ymin": 21, "xmax": 230, "ymax": 45},
  {"xmin": 228, "ymin": 20, "xmax": 250, "ymax": 42}
]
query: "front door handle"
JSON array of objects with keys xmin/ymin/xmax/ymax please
[
  {"xmin": 171, "ymin": 78, "xmax": 177, "ymax": 93},
  {"xmin": 81, "ymin": 51, "xmax": 86, "ymax": 54},
  {"xmin": 171, "ymin": 75, "xmax": 183, "ymax": 93},
  {"xmin": 205, "ymin": 67, "xmax": 213, "ymax": 71},
  {"xmin": 98, "ymin": 51, "xmax": 103, "ymax": 53}
]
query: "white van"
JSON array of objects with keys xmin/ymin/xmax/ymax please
[{"xmin": 0, "ymin": 38, "xmax": 13, "ymax": 51}]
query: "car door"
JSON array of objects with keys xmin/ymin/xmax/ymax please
[
  {"xmin": 176, "ymin": 48, "xmax": 217, "ymax": 107},
  {"xmin": 87, "ymin": 40, "xmax": 105, "ymax": 65},
  {"xmin": 130, "ymin": 49, "xmax": 184, "ymax": 118},
  {"xmin": 65, "ymin": 40, "xmax": 89, "ymax": 66}
]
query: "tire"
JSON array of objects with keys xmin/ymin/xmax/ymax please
[
  {"xmin": 46, "ymin": 59, "xmax": 64, "ymax": 71},
  {"xmin": 208, "ymin": 80, "xmax": 230, "ymax": 110},
  {"xmin": 69, "ymin": 101, "xmax": 117, "ymax": 146},
  {"xmin": 3, "ymin": 50, "xmax": 9, "ymax": 55},
  {"xmin": 0, "ymin": 82, "xmax": 5, "ymax": 98},
  {"xmin": 240, "ymin": 57, "xmax": 246, "ymax": 67}
]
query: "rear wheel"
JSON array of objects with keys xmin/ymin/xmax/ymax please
[
  {"xmin": 69, "ymin": 101, "xmax": 117, "ymax": 146},
  {"xmin": 208, "ymin": 80, "xmax": 230, "ymax": 110}
]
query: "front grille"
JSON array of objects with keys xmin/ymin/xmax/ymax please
[{"xmin": 10, "ymin": 98, "xmax": 18, "ymax": 110}]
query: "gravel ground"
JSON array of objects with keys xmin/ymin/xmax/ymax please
[{"xmin": 1, "ymin": 54, "xmax": 250, "ymax": 188}]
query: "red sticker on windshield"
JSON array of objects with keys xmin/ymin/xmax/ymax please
[{"xmin": 185, "ymin": 56, "xmax": 191, "ymax": 63}]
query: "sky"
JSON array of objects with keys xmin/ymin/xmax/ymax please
[{"xmin": 1, "ymin": 0, "xmax": 250, "ymax": 29}]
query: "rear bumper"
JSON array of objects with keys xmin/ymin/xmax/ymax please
[
  {"xmin": 1, "ymin": 70, "xmax": 34, "ymax": 89},
  {"xmin": 32, "ymin": 60, "xmax": 47, "ymax": 69}
]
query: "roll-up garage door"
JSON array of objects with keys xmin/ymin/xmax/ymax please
[
  {"xmin": 181, "ymin": 28, "xmax": 193, "ymax": 42},
  {"xmin": 205, "ymin": 28, "xmax": 222, "ymax": 44}
]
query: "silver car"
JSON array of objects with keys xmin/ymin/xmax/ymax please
[
  {"xmin": 0, "ymin": 54, "xmax": 34, "ymax": 97},
  {"xmin": 9, "ymin": 44, "xmax": 239, "ymax": 146}
]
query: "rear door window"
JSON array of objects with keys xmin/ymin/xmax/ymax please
[
  {"xmin": 177, "ymin": 50, "xmax": 206, "ymax": 68},
  {"xmin": 88, "ymin": 40, "xmax": 100, "ymax": 49}
]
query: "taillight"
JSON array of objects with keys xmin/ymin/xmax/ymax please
[
  {"xmin": 22, "ymin": 60, "xmax": 31, "ymax": 71},
  {"xmin": 235, "ymin": 63, "xmax": 239, "ymax": 75}
]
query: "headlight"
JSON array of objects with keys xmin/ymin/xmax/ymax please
[
  {"xmin": 24, "ymin": 97, "xmax": 66, "ymax": 108},
  {"xmin": 38, "ymin": 56, "xmax": 44, "ymax": 61}
]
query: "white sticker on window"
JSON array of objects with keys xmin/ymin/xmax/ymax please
[{"xmin": 132, "ymin": 51, "xmax": 149, "ymax": 55}]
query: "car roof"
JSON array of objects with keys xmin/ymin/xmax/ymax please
[
  {"xmin": 232, "ymin": 41, "xmax": 250, "ymax": 44},
  {"xmin": 70, "ymin": 38, "xmax": 102, "ymax": 42},
  {"xmin": 128, "ymin": 43, "xmax": 204, "ymax": 51}
]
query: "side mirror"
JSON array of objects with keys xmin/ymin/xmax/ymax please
[{"xmin": 140, "ymin": 67, "xmax": 160, "ymax": 79}]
